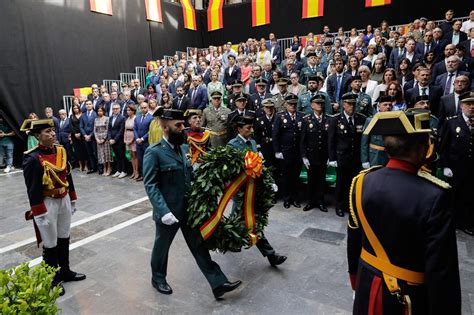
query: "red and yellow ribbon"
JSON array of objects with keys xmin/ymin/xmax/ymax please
[{"xmin": 200, "ymin": 151, "xmax": 263, "ymax": 245}]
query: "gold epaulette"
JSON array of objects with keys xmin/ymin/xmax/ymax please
[
  {"xmin": 417, "ymin": 170, "xmax": 451, "ymax": 189},
  {"xmin": 348, "ymin": 166, "xmax": 383, "ymax": 229},
  {"xmin": 24, "ymin": 145, "xmax": 38, "ymax": 155}
]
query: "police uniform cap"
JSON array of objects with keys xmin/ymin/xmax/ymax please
[
  {"xmin": 153, "ymin": 106, "xmax": 164, "ymax": 117},
  {"xmin": 311, "ymin": 94, "xmax": 326, "ymax": 103},
  {"xmin": 262, "ymin": 98, "xmax": 275, "ymax": 107},
  {"xmin": 25, "ymin": 119, "xmax": 55, "ymax": 133},
  {"xmin": 184, "ymin": 109, "xmax": 202, "ymax": 119},
  {"xmin": 211, "ymin": 91, "xmax": 223, "ymax": 97},
  {"xmin": 363, "ymin": 111, "xmax": 431, "ymax": 135},
  {"xmin": 341, "ymin": 93, "xmax": 358, "ymax": 103},
  {"xmin": 159, "ymin": 109, "xmax": 184, "ymax": 120},
  {"xmin": 277, "ymin": 78, "xmax": 290, "ymax": 86},
  {"xmin": 378, "ymin": 95, "xmax": 394, "ymax": 104},
  {"xmin": 459, "ymin": 91, "xmax": 474, "ymax": 103},
  {"xmin": 231, "ymin": 80, "xmax": 243, "ymax": 87},
  {"xmin": 284, "ymin": 94, "xmax": 299, "ymax": 104},
  {"xmin": 414, "ymin": 95, "xmax": 429, "ymax": 103},
  {"xmin": 255, "ymin": 78, "xmax": 268, "ymax": 86},
  {"xmin": 235, "ymin": 93, "xmax": 247, "ymax": 101}
]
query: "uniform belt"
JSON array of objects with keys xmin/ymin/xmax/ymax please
[
  {"xmin": 209, "ymin": 130, "xmax": 227, "ymax": 136},
  {"xmin": 360, "ymin": 248, "xmax": 425, "ymax": 285},
  {"xmin": 43, "ymin": 187, "xmax": 67, "ymax": 198},
  {"xmin": 369, "ymin": 143, "xmax": 385, "ymax": 151}
]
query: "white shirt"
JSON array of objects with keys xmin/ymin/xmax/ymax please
[
  {"xmin": 228, "ymin": 66, "xmax": 234, "ymax": 76},
  {"xmin": 461, "ymin": 20, "xmax": 474, "ymax": 34},
  {"xmin": 454, "ymin": 92, "xmax": 460, "ymax": 112},
  {"xmin": 462, "ymin": 113, "xmax": 470, "ymax": 126},
  {"xmin": 418, "ymin": 85, "xmax": 429, "ymax": 96},
  {"xmin": 344, "ymin": 112, "xmax": 353, "ymax": 123}
]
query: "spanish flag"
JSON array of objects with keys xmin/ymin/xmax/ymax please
[
  {"xmin": 207, "ymin": 0, "xmax": 224, "ymax": 31},
  {"xmin": 73, "ymin": 87, "xmax": 93, "ymax": 98},
  {"xmin": 365, "ymin": 0, "xmax": 391, "ymax": 7},
  {"xmin": 89, "ymin": 0, "xmax": 112, "ymax": 15},
  {"xmin": 251, "ymin": 0, "xmax": 270, "ymax": 27},
  {"xmin": 302, "ymin": 0, "xmax": 323, "ymax": 19},
  {"xmin": 179, "ymin": 0, "xmax": 197, "ymax": 31},
  {"xmin": 145, "ymin": 0, "xmax": 163, "ymax": 23}
]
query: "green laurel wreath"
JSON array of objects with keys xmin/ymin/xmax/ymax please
[{"xmin": 187, "ymin": 146, "xmax": 274, "ymax": 253}]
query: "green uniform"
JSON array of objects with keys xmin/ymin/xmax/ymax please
[
  {"xmin": 143, "ymin": 139, "xmax": 228, "ymax": 289},
  {"xmin": 360, "ymin": 117, "xmax": 388, "ymax": 167},
  {"xmin": 340, "ymin": 92, "xmax": 375, "ymax": 117},
  {"xmin": 202, "ymin": 105, "xmax": 232, "ymax": 147},
  {"xmin": 300, "ymin": 65, "xmax": 325, "ymax": 85},
  {"xmin": 272, "ymin": 92, "xmax": 289, "ymax": 113},
  {"xmin": 298, "ymin": 91, "xmax": 333, "ymax": 115}
]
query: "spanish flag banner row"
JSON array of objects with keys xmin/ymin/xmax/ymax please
[
  {"xmin": 207, "ymin": 0, "xmax": 224, "ymax": 31},
  {"xmin": 89, "ymin": 0, "xmax": 112, "ymax": 15},
  {"xmin": 365, "ymin": 0, "xmax": 391, "ymax": 7},
  {"xmin": 251, "ymin": 0, "xmax": 270, "ymax": 28},
  {"xmin": 301, "ymin": 0, "xmax": 324, "ymax": 19},
  {"xmin": 180, "ymin": 0, "xmax": 197, "ymax": 30},
  {"xmin": 145, "ymin": 0, "xmax": 163, "ymax": 23}
]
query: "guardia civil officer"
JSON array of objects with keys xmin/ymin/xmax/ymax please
[{"xmin": 347, "ymin": 110, "xmax": 461, "ymax": 314}]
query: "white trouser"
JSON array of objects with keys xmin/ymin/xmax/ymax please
[{"xmin": 34, "ymin": 195, "xmax": 72, "ymax": 248}]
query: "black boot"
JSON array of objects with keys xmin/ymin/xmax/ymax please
[
  {"xmin": 43, "ymin": 246, "xmax": 65, "ymax": 296},
  {"xmin": 57, "ymin": 237, "xmax": 86, "ymax": 282}
]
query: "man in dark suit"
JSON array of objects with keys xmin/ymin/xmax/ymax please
[
  {"xmin": 79, "ymin": 100, "xmax": 98, "ymax": 173},
  {"xmin": 248, "ymin": 65, "xmax": 263, "ymax": 95},
  {"xmin": 58, "ymin": 109, "xmax": 74, "ymax": 165},
  {"xmin": 101, "ymin": 93, "xmax": 112, "ymax": 116},
  {"xmin": 90, "ymin": 88, "xmax": 102, "ymax": 112},
  {"xmin": 269, "ymin": 38, "xmax": 281, "ymax": 66},
  {"xmin": 443, "ymin": 20, "xmax": 468, "ymax": 45},
  {"xmin": 168, "ymin": 72, "xmax": 183, "ymax": 97},
  {"xmin": 44, "ymin": 107, "xmax": 60, "ymax": 135},
  {"xmin": 187, "ymin": 76, "xmax": 208, "ymax": 110},
  {"xmin": 134, "ymin": 102, "xmax": 153, "ymax": 181},
  {"xmin": 414, "ymin": 31, "xmax": 440, "ymax": 60},
  {"xmin": 430, "ymin": 44, "xmax": 460, "ymax": 80},
  {"xmin": 432, "ymin": 28, "xmax": 449, "ymax": 54},
  {"xmin": 398, "ymin": 39, "xmax": 423, "ymax": 69},
  {"xmin": 459, "ymin": 28, "xmax": 474, "ymax": 59},
  {"xmin": 405, "ymin": 68, "xmax": 443, "ymax": 115},
  {"xmin": 434, "ymin": 56, "xmax": 469, "ymax": 95},
  {"xmin": 173, "ymin": 86, "xmax": 190, "ymax": 111},
  {"xmin": 131, "ymin": 79, "xmax": 147, "ymax": 103},
  {"xmin": 223, "ymin": 55, "xmax": 241, "ymax": 91},
  {"xmin": 79, "ymin": 94, "xmax": 88, "ymax": 113},
  {"xmin": 456, "ymin": 43, "xmax": 474, "ymax": 72},
  {"xmin": 199, "ymin": 61, "xmax": 211, "ymax": 85},
  {"xmin": 403, "ymin": 62, "xmax": 424, "ymax": 94},
  {"xmin": 248, "ymin": 79, "xmax": 272, "ymax": 116},
  {"xmin": 108, "ymin": 103, "xmax": 127, "ymax": 178},
  {"xmin": 326, "ymin": 58, "xmax": 352, "ymax": 104},
  {"xmin": 388, "ymin": 37, "xmax": 406, "ymax": 68},
  {"xmin": 438, "ymin": 75, "xmax": 471, "ymax": 126},
  {"xmin": 121, "ymin": 91, "xmax": 135, "ymax": 116}
]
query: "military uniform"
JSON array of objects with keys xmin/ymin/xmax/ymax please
[
  {"xmin": 272, "ymin": 92, "xmax": 290, "ymax": 113},
  {"xmin": 202, "ymin": 105, "xmax": 231, "ymax": 147},
  {"xmin": 360, "ymin": 117, "xmax": 388, "ymax": 167},
  {"xmin": 226, "ymin": 108, "xmax": 255, "ymax": 141},
  {"xmin": 328, "ymin": 109, "xmax": 366, "ymax": 214},
  {"xmin": 249, "ymin": 92, "xmax": 273, "ymax": 116},
  {"xmin": 300, "ymin": 112, "xmax": 330, "ymax": 208},
  {"xmin": 254, "ymin": 114, "xmax": 276, "ymax": 169},
  {"xmin": 345, "ymin": 91, "xmax": 374, "ymax": 117},
  {"xmin": 347, "ymin": 111, "xmax": 461, "ymax": 314},
  {"xmin": 184, "ymin": 127, "xmax": 210, "ymax": 166},
  {"xmin": 300, "ymin": 65, "xmax": 326, "ymax": 85}
]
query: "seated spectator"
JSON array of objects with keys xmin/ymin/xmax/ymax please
[{"xmin": 0, "ymin": 114, "xmax": 15, "ymax": 173}]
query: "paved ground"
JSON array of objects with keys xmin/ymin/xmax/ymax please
[{"xmin": 1, "ymin": 169, "xmax": 473, "ymax": 314}]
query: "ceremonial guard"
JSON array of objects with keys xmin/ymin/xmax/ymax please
[
  {"xmin": 248, "ymin": 78, "xmax": 272, "ymax": 116},
  {"xmin": 346, "ymin": 75, "xmax": 374, "ymax": 117},
  {"xmin": 202, "ymin": 91, "xmax": 231, "ymax": 147},
  {"xmin": 143, "ymin": 109, "xmax": 241, "ymax": 298},
  {"xmin": 272, "ymin": 78, "xmax": 291, "ymax": 113},
  {"xmin": 272, "ymin": 94, "xmax": 304, "ymax": 208},
  {"xmin": 298, "ymin": 75, "xmax": 332, "ymax": 115},
  {"xmin": 183, "ymin": 109, "xmax": 210, "ymax": 168},
  {"xmin": 360, "ymin": 95, "xmax": 393, "ymax": 169},
  {"xmin": 439, "ymin": 91, "xmax": 474, "ymax": 236},
  {"xmin": 22, "ymin": 119, "xmax": 86, "ymax": 296},
  {"xmin": 227, "ymin": 115, "xmax": 287, "ymax": 267},
  {"xmin": 328, "ymin": 93, "xmax": 366, "ymax": 217},
  {"xmin": 347, "ymin": 111, "xmax": 461, "ymax": 314},
  {"xmin": 300, "ymin": 94, "xmax": 330, "ymax": 212},
  {"xmin": 227, "ymin": 93, "xmax": 255, "ymax": 140}
]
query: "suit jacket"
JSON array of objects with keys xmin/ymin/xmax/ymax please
[
  {"xmin": 79, "ymin": 110, "xmax": 97, "ymax": 136},
  {"xmin": 404, "ymin": 85, "xmax": 443, "ymax": 114},
  {"xmin": 438, "ymin": 93, "xmax": 462, "ymax": 126},
  {"xmin": 107, "ymin": 114, "xmax": 126, "ymax": 143},
  {"xmin": 168, "ymin": 80, "xmax": 183, "ymax": 97},
  {"xmin": 326, "ymin": 72, "xmax": 352, "ymax": 103},
  {"xmin": 270, "ymin": 44, "xmax": 281, "ymax": 64},
  {"xmin": 434, "ymin": 71, "xmax": 470, "ymax": 92},
  {"xmin": 388, "ymin": 47, "xmax": 405, "ymax": 68},
  {"xmin": 172, "ymin": 95, "xmax": 191, "ymax": 111},
  {"xmin": 131, "ymin": 87, "xmax": 147, "ymax": 103},
  {"xmin": 223, "ymin": 66, "xmax": 241, "ymax": 86},
  {"xmin": 443, "ymin": 31, "xmax": 468, "ymax": 44},
  {"xmin": 397, "ymin": 51, "xmax": 423, "ymax": 68},
  {"xmin": 134, "ymin": 113, "xmax": 153, "ymax": 144},
  {"xmin": 90, "ymin": 96, "xmax": 103, "ymax": 112},
  {"xmin": 403, "ymin": 79, "xmax": 417, "ymax": 94},
  {"xmin": 459, "ymin": 39, "xmax": 474, "ymax": 59},
  {"xmin": 121, "ymin": 100, "xmax": 135, "ymax": 116},
  {"xmin": 201, "ymin": 68, "xmax": 211, "ymax": 85},
  {"xmin": 58, "ymin": 118, "xmax": 70, "ymax": 145},
  {"xmin": 187, "ymin": 85, "xmax": 208, "ymax": 110},
  {"xmin": 79, "ymin": 102, "xmax": 87, "ymax": 113},
  {"xmin": 143, "ymin": 139, "xmax": 192, "ymax": 222},
  {"xmin": 415, "ymin": 42, "xmax": 440, "ymax": 59}
]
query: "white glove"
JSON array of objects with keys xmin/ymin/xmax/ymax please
[
  {"xmin": 328, "ymin": 161, "xmax": 338, "ymax": 168},
  {"xmin": 258, "ymin": 152, "xmax": 264, "ymax": 159},
  {"xmin": 71, "ymin": 201, "xmax": 77, "ymax": 215},
  {"xmin": 271, "ymin": 184, "xmax": 278, "ymax": 192},
  {"xmin": 362, "ymin": 162, "xmax": 370, "ymax": 169},
  {"xmin": 161, "ymin": 212, "xmax": 179, "ymax": 225},
  {"xmin": 302, "ymin": 157, "xmax": 310, "ymax": 169},
  {"xmin": 275, "ymin": 152, "xmax": 284, "ymax": 160},
  {"xmin": 34, "ymin": 215, "xmax": 49, "ymax": 226},
  {"xmin": 443, "ymin": 168, "xmax": 453, "ymax": 178}
]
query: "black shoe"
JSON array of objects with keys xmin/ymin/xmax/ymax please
[
  {"xmin": 335, "ymin": 208, "xmax": 344, "ymax": 217},
  {"xmin": 292, "ymin": 201, "xmax": 301, "ymax": 208},
  {"xmin": 303, "ymin": 204, "xmax": 315, "ymax": 212},
  {"xmin": 318, "ymin": 203, "xmax": 328, "ymax": 212},
  {"xmin": 213, "ymin": 280, "xmax": 242, "ymax": 299},
  {"xmin": 62, "ymin": 271, "xmax": 86, "ymax": 282},
  {"xmin": 57, "ymin": 237, "xmax": 86, "ymax": 282},
  {"xmin": 462, "ymin": 228, "xmax": 474, "ymax": 236},
  {"xmin": 283, "ymin": 201, "xmax": 291, "ymax": 208},
  {"xmin": 152, "ymin": 280, "xmax": 173, "ymax": 295},
  {"xmin": 268, "ymin": 254, "xmax": 287, "ymax": 267},
  {"xmin": 86, "ymin": 170, "xmax": 96, "ymax": 174}
]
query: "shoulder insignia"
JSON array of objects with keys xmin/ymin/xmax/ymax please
[
  {"xmin": 24, "ymin": 145, "xmax": 39, "ymax": 155},
  {"xmin": 357, "ymin": 113, "xmax": 367, "ymax": 118},
  {"xmin": 332, "ymin": 113, "xmax": 341, "ymax": 117},
  {"xmin": 359, "ymin": 165, "xmax": 383, "ymax": 175},
  {"xmin": 446, "ymin": 115, "xmax": 457, "ymax": 121},
  {"xmin": 417, "ymin": 170, "xmax": 451, "ymax": 189},
  {"xmin": 248, "ymin": 110, "xmax": 256, "ymax": 114},
  {"xmin": 303, "ymin": 114, "xmax": 311, "ymax": 119}
]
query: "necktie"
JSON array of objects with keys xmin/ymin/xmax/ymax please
[
  {"xmin": 421, "ymin": 88, "xmax": 427, "ymax": 96},
  {"xmin": 178, "ymin": 97, "xmax": 182, "ymax": 108},
  {"xmin": 112, "ymin": 116, "xmax": 116, "ymax": 127},
  {"xmin": 60, "ymin": 120, "xmax": 64, "ymax": 128},
  {"xmin": 192, "ymin": 88, "xmax": 197, "ymax": 102},
  {"xmin": 414, "ymin": 81, "xmax": 418, "ymax": 89},
  {"xmin": 245, "ymin": 140, "xmax": 252, "ymax": 149},
  {"xmin": 141, "ymin": 115, "xmax": 145, "ymax": 123},
  {"xmin": 444, "ymin": 73, "xmax": 455, "ymax": 95},
  {"xmin": 335, "ymin": 75, "xmax": 342, "ymax": 102},
  {"xmin": 424, "ymin": 44, "xmax": 430, "ymax": 55},
  {"xmin": 348, "ymin": 117, "xmax": 354, "ymax": 130}
]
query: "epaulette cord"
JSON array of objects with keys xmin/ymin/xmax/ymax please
[
  {"xmin": 24, "ymin": 145, "xmax": 39, "ymax": 155},
  {"xmin": 417, "ymin": 170, "xmax": 451, "ymax": 189},
  {"xmin": 348, "ymin": 174, "xmax": 360, "ymax": 229}
]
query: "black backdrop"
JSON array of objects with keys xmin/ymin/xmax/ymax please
[{"xmin": 0, "ymin": 0, "xmax": 471, "ymax": 130}]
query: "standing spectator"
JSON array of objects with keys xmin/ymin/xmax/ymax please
[
  {"xmin": 363, "ymin": 25, "xmax": 374, "ymax": 45},
  {"xmin": 0, "ymin": 114, "xmax": 15, "ymax": 173},
  {"xmin": 145, "ymin": 63, "xmax": 155, "ymax": 87},
  {"xmin": 80, "ymin": 100, "xmax": 98, "ymax": 173},
  {"xmin": 207, "ymin": 71, "xmax": 224, "ymax": 101},
  {"xmin": 270, "ymin": 38, "xmax": 281, "ymax": 66},
  {"xmin": 124, "ymin": 105, "xmax": 138, "ymax": 179},
  {"xmin": 386, "ymin": 81, "xmax": 407, "ymax": 111},
  {"xmin": 94, "ymin": 107, "xmax": 112, "ymax": 176},
  {"xmin": 173, "ymin": 86, "xmax": 191, "ymax": 111},
  {"xmin": 438, "ymin": 75, "xmax": 471, "ymax": 125},
  {"xmin": 288, "ymin": 72, "xmax": 306, "ymax": 97},
  {"xmin": 444, "ymin": 20, "xmax": 467, "ymax": 45},
  {"xmin": 187, "ymin": 76, "xmax": 208, "ymax": 109},
  {"xmin": 256, "ymin": 42, "xmax": 272, "ymax": 66},
  {"xmin": 202, "ymin": 91, "xmax": 231, "ymax": 147},
  {"xmin": 346, "ymin": 56, "xmax": 360, "ymax": 77},
  {"xmin": 290, "ymin": 35, "xmax": 302, "ymax": 60},
  {"xmin": 148, "ymin": 110, "xmax": 163, "ymax": 145},
  {"xmin": 405, "ymin": 68, "xmax": 443, "ymax": 114},
  {"xmin": 326, "ymin": 59, "xmax": 352, "ymax": 104},
  {"xmin": 372, "ymin": 68, "xmax": 397, "ymax": 104},
  {"xmin": 160, "ymin": 92, "xmax": 174, "ymax": 109},
  {"xmin": 145, "ymin": 84, "xmax": 158, "ymax": 102},
  {"xmin": 70, "ymin": 104, "xmax": 87, "ymax": 172},
  {"xmin": 240, "ymin": 57, "xmax": 252, "ymax": 93},
  {"xmin": 26, "ymin": 113, "xmax": 39, "ymax": 149},
  {"xmin": 108, "ymin": 103, "xmax": 127, "ymax": 178},
  {"xmin": 439, "ymin": 9, "xmax": 455, "ymax": 35},
  {"xmin": 121, "ymin": 91, "xmax": 135, "ymax": 116},
  {"xmin": 134, "ymin": 102, "xmax": 153, "ymax": 181},
  {"xmin": 461, "ymin": 10, "xmax": 474, "ymax": 34},
  {"xmin": 434, "ymin": 55, "xmax": 469, "ymax": 95},
  {"xmin": 223, "ymin": 55, "xmax": 241, "ymax": 91},
  {"xmin": 58, "ymin": 109, "xmax": 74, "ymax": 166},
  {"xmin": 44, "ymin": 107, "xmax": 59, "ymax": 134},
  {"xmin": 370, "ymin": 59, "xmax": 386, "ymax": 84},
  {"xmin": 358, "ymin": 65, "xmax": 378, "ymax": 98},
  {"xmin": 131, "ymin": 79, "xmax": 147, "ymax": 103},
  {"xmin": 396, "ymin": 58, "xmax": 414, "ymax": 88}
]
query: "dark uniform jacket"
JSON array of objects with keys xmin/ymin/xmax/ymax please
[
  {"xmin": 347, "ymin": 162, "xmax": 461, "ymax": 314},
  {"xmin": 272, "ymin": 111, "xmax": 304, "ymax": 160},
  {"xmin": 328, "ymin": 113, "xmax": 366, "ymax": 168},
  {"xmin": 226, "ymin": 109, "xmax": 255, "ymax": 140},
  {"xmin": 299, "ymin": 113, "xmax": 329, "ymax": 166},
  {"xmin": 254, "ymin": 114, "xmax": 276, "ymax": 167},
  {"xmin": 248, "ymin": 92, "xmax": 273, "ymax": 116}
]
